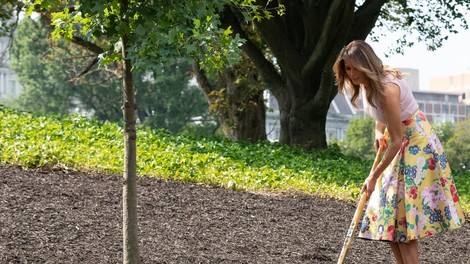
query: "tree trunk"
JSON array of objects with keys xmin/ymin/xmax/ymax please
[
  {"xmin": 120, "ymin": 0, "xmax": 140, "ymax": 263},
  {"xmin": 192, "ymin": 59, "xmax": 266, "ymax": 143},
  {"xmin": 278, "ymin": 99, "xmax": 329, "ymax": 149},
  {"xmin": 121, "ymin": 38, "xmax": 140, "ymax": 264},
  {"xmin": 219, "ymin": 67, "xmax": 266, "ymax": 142},
  {"xmin": 277, "ymin": 67, "xmax": 337, "ymax": 150}
]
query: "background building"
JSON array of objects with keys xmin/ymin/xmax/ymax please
[
  {"xmin": 0, "ymin": 36, "xmax": 22, "ymax": 101},
  {"xmin": 429, "ymin": 72, "xmax": 470, "ymax": 105},
  {"xmin": 414, "ymin": 90, "xmax": 467, "ymax": 123},
  {"xmin": 400, "ymin": 67, "xmax": 420, "ymax": 91}
]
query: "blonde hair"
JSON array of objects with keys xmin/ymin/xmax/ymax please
[{"xmin": 332, "ymin": 40, "xmax": 404, "ymax": 108}]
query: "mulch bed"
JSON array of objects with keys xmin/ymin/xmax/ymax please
[{"xmin": 1, "ymin": 165, "xmax": 468, "ymax": 263}]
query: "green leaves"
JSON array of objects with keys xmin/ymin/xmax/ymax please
[
  {"xmin": 0, "ymin": 106, "xmax": 123, "ymax": 171},
  {"xmin": 339, "ymin": 117, "xmax": 376, "ymax": 160},
  {"xmin": 20, "ymin": 0, "xmax": 286, "ymax": 73},
  {"xmin": 231, "ymin": 0, "xmax": 285, "ymax": 22},
  {"xmin": 373, "ymin": 0, "xmax": 470, "ymax": 54},
  {"xmin": 445, "ymin": 118, "xmax": 470, "ymax": 171},
  {"xmin": 22, "ymin": 0, "xmax": 245, "ymax": 71}
]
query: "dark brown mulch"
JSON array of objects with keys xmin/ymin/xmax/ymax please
[{"xmin": 0, "ymin": 165, "xmax": 468, "ymax": 264}]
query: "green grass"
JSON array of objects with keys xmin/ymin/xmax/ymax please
[{"xmin": 0, "ymin": 105, "xmax": 468, "ymax": 213}]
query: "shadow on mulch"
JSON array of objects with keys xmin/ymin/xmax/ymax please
[{"xmin": 1, "ymin": 165, "xmax": 468, "ymax": 263}]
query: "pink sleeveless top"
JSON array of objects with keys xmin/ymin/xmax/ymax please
[{"xmin": 362, "ymin": 75, "xmax": 419, "ymax": 124}]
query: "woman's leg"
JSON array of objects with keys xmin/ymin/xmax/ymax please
[
  {"xmin": 398, "ymin": 240, "xmax": 419, "ymax": 264},
  {"xmin": 389, "ymin": 242, "xmax": 404, "ymax": 264}
]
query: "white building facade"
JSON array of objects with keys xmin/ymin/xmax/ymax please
[{"xmin": 0, "ymin": 36, "xmax": 22, "ymax": 101}]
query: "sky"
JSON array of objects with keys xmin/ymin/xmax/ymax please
[{"xmin": 367, "ymin": 22, "xmax": 470, "ymax": 91}]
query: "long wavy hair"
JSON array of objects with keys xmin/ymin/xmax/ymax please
[{"xmin": 332, "ymin": 40, "xmax": 403, "ymax": 108}]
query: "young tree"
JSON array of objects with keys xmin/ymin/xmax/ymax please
[
  {"xmin": 22, "ymin": 1, "xmax": 248, "ymax": 263},
  {"xmin": 223, "ymin": 0, "xmax": 470, "ymax": 149}
]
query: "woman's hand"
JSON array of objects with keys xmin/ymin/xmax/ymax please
[
  {"xmin": 374, "ymin": 135, "xmax": 389, "ymax": 152},
  {"xmin": 374, "ymin": 122, "xmax": 387, "ymax": 152},
  {"xmin": 373, "ymin": 138, "xmax": 381, "ymax": 152},
  {"xmin": 361, "ymin": 175, "xmax": 378, "ymax": 197}
]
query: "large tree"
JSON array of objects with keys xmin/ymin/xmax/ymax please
[{"xmin": 222, "ymin": 0, "xmax": 470, "ymax": 149}]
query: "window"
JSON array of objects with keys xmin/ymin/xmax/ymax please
[
  {"xmin": 7, "ymin": 80, "xmax": 16, "ymax": 95},
  {"xmin": 451, "ymin": 105, "xmax": 457, "ymax": 114},
  {"xmin": 426, "ymin": 103, "xmax": 433, "ymax": 113},
  {"xmin": 458, "ymin": 105, "xmax": 465, "ymax": 115},
  {"xmin": 442, "ymin": 104, "xmax": 449, "ymax": 114},
  {"xmin": 434, "ymin": 104, "xmax": 441, "ymax": 114},
  {"xmin": 418, "ymin": 102, "xmax": 424, "ymax": 110}
]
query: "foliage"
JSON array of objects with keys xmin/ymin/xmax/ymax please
[
  {"xmin": 446, "ymin": 118, "xmax": 470, "ymax": 171},
  {"xmin": 18, "ymin": 1, "xmax": 470, "ymax": 149},
  {"xmin": 340, "ymin": 117, "xmax": 375, "ymax": 160},
  {"xmin": 373, "ymin": 1, "xmax": 470, "ymax": 54},
  {"xmin": 433, "ymin": 121, "xmax": 454, "ymax": 146},
  {"xmin": 0, "ymin": 105, "xmax": 468, "ymax": 212},
  {"xmin": 24, "ymin": 0, "xmax": 247, "ymax": 72},
  {"xmin": 10, "ymin": 18, "xmax": 212, "ymax": 133},
  {"xmin": 9, "ymin": 18, "xmax": 78, "ymax": 114},
  {"xmin": 135, "ymin": 62, "xmax": 210, "ymax": 133},
  {"xmin": 0, "ymin": 1, "xmax": 22, "ymax": 38}
]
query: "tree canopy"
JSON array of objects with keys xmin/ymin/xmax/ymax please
[{"xmin": 10, "ymin": 18, "xmax": 210, "ymax": 133}]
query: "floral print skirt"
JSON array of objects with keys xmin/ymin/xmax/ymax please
[{"xmin": 357, "ymin": 110, "xmax": 466, "ymax": 243}]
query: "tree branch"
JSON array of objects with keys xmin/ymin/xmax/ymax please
[
  {"xmin": 65, "ymin": 36, "xmax": 106, "ymax": 80},
  {"xmin": 350, "ymin": 0, "xmax": 388, "ymax": 40},
  {"xmin": 70, "ymin": 35, "xmax": 104, "ymax": 54},
  {"xmin": 250, "ymin": 3, "xmax": 303, "ymax": 79},
  {"xmin": 223, "ymin": 5, "xmax": 284, "ymax": 97},
  {"xmin": 68, "ymin": 57, "xmax": 100, "ymax": 82},
  {"xmin": 191, "ymin": 62, "xmax": 216, "ymax": 97},
  {"xmin": 303, "ymin": 0, "xmax": 350, "ymax": 77}
]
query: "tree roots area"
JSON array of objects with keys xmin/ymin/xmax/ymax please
[{"xmin": 1, "ymin": 165, "xmax": 469, "ymax": 264}]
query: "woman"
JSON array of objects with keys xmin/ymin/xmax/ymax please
[{"xmin": 333, "ymin": 40, "xmax": 466, "ymax": 264}]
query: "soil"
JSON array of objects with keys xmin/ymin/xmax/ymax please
[{"xmin": 0, "ymin": 164, "xmax": 469, "ymax": 264}]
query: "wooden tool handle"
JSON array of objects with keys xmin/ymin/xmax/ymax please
[{"xmin": 337, "ymin": 131, "xmax": 388, "ymax": 264}]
